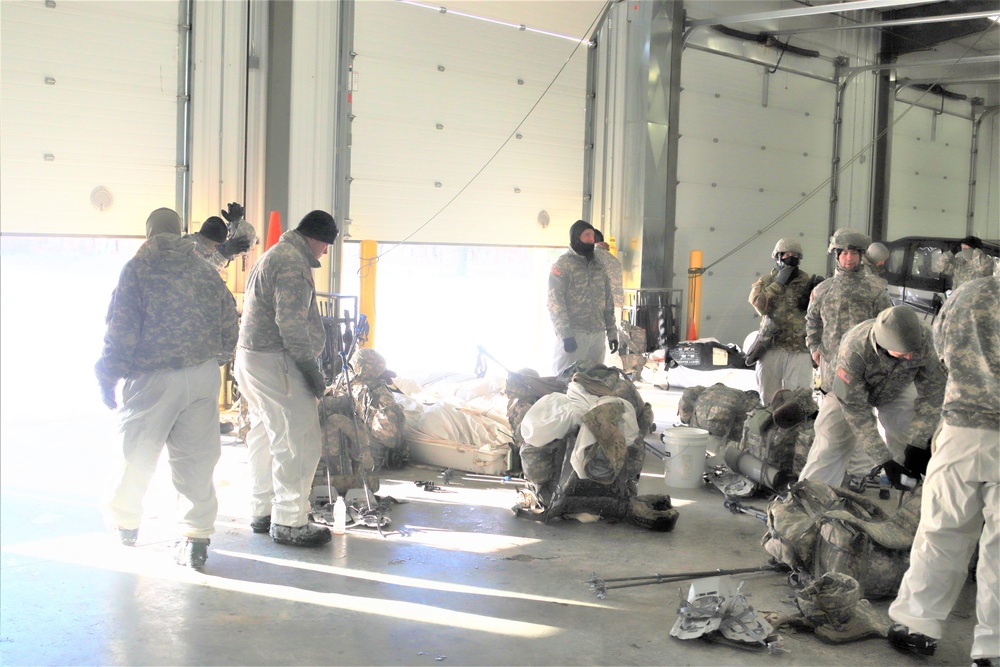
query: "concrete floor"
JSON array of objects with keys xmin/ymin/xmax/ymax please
[{"xmin": 0, "ymin": 383, "xmax": 982, "ymax": 667}]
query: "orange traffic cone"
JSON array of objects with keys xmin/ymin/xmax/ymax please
[{"xmin": 265, "ymin": 211, "xmax": 282, "ymax": 251}]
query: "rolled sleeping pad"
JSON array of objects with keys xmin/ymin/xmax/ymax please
[{"xmin": 723, "ymin": 443, "xmax": 793, "ymax": 492}]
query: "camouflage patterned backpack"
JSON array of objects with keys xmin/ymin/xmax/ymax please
[
  {"xmin": 739, "ymin": 387, "xmax": 818, "ymax": 479},
  {"xmin": 762, "ymin": 480, "xmax": 922, "ymax": 599},
  {"xmin": 678, "ymin": 384, "xmax": 760, "ymax": 443}
]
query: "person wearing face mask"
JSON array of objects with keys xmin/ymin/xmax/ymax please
[
  {"xmin": 748, "ymin": 238, "xmax": 821, "ymax": 404},
  {"xmin": 806, "ymin": 228, "xmax": 894, "ymax": 492},
  {"xmin": 937, "ymin": 235, "xmax": 996, "ymax": 293},
  {"xmin": 547, "ymin": 219, "xmax": 617, "ymax": 375}
]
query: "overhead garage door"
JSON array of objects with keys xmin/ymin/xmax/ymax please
[
  {"xmin": 676, "ymin": 48, "xmax": 836, "ymax": 346},
  {"xmin": 886, "ymin": 103, "xmax": 972, "ymax": 241},
  {"xmin": 348, "ymin": 0, "xmax": 598, "ymax": 247},
  {"xmin": 1, "ymin": 0, "xmax": 181, "ymax": 237}
]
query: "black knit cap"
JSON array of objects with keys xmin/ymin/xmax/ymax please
[
  {"xmin": 959, "ymin": 235, "xmax": 983, "ymax": 250},
  {"xmin": 199, "ymin": 216, "xmax": 229, "ymax": 244},
  {"xmin": 296, "ymin": 210, "xmax": 338, "ymax": 244}
]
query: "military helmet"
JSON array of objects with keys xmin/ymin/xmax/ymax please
[
  {"xmin": 873, "ymin": 306, "xmax": 923, "ymax": 353},
  {"xmin": 350, "ymin": 347, "xmax": 387, "ymax": 381},
  {"xmin": 772, "ymin": 238, "xmax": 803, "ymax": 259},
  {"xmin": 866, "ymin": 242, "xmax": 889, "ymax": 263},
  {"xmin": 827, "ymin": 228, "xmax": 871, "ymax": 254}
]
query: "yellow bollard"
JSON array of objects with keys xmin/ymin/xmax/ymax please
[
  {"xmin": 686, "ymin": 250, "xmax": 703, "ymax": 340},
  {"xmin": 359, "ymin": 240, "xmax": 378, "ymax": 348}
]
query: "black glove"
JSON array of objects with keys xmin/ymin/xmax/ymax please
[
  {"xmin": 563, "ymin": 337, "xmax": 578, "ymax": 353},
  {"xmin": 882, "ymin": 459, "xmax": 916, "ymax": 491},
  {"xmin": 775, "ymin": 266, "xmax": 797, "ymax": 286},
  {"xmin": 99, "ymin": 379, "xmax": 117, "ymax": 410},
  {"xmin": 608, "ymin": 339, "xmax": 619, "ymax": 354},
  {"xmin": 217, "ymin": 236, "xmax": 252, "ymax": 259},
  {"xmin": 903, "ymin": 444, "xmax": 932, "ymax": 477},
  {"xmin": 222, "ymin": 202, "xmax": 244, "ymax": 224},
  {"xmin": 296, "ymin": 360, "xmax": 327, "ymax": 399}
]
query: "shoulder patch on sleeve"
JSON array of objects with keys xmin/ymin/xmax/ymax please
[
  {"xmin": 836, "ymin": 367, "xmax": 853, "ymax": 385},
  {"xmin": 551, "ymin": 265, "xmax": 562, "ymax": 277}
]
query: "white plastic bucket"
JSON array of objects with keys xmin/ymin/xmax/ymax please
[{"xmin": 661, "ymin": 427, "xmax": 709, "ymax": 489}]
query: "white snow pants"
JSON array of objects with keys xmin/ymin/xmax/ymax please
[
  {"xmin": 799, "ymin": 383, "xmax": 917, "ymax": 485},
  {"xmin": 889, "ymin": 423, "xmax": 999, "ymax": 660},
  {"xmin": 552, "ymin": 330, "xmax": 606, "ymax": 375},
  {"xmin": 234, "ymin": 348, "xmax": 321, "ymax": 527},
  {"xmin": 755, "ymin": 348, "xmax": 814, "ymax": 405},
  {"xmin": 105, "ymin": 359, "xmax": 221, "ymax": 538}
]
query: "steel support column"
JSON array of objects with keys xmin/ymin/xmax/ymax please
[
  {"xmin": 869, "ymin": 59, "xmax": 895, "ymax": 242},
  {"xmin": 640, "ymin": 0, "xmax": 683, "ymax": 290},
  {"xmin": 331, "ymin": 0, "xmax": 355, "ymax": 295}
]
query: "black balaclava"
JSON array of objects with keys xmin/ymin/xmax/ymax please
[
  {"xmin": 776, "ymin": 254, "xmax": 800, "ymax": 269},
  {"xmin": 569, "ymin": 219, "xmax": 595, "ymax": 258}
]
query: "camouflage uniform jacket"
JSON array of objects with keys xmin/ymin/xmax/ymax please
[
  {"xmin": 594, "ymin": 247, "xmax": 625, "ymax": 309},
  {"xmin": 238, "ymin": 230, "xmax": 325, "ymax": 365},
  {"xmin": 806, "ymin": 265, "xmax": 892, "ymax": 391},
  {"xmin": 748, "ymin": 268, "xmax": 814, "ymax": 352},
  {"xmin": 95, "ymin": 234, "xmax": 238, "ymax": 383},
  {"xmin": 937, "ymin": 248, "xmax": 995, "ymax": 291},
  {"xmin": 862, "ymin": 256, "xmax": 888, "ymax": 288},
  {"xmin": 831, "ymin": 318, "xmax": 946, "ymax": 463},
  {"xmin": 933, "ymin": 276, "xmax": 1000, "ymax": 430},
  {"xmin": 547, "ymin": 249, "xmax": 615, "ymax": 339},
  {"xmin": 183, "ymin": 232, "xmax": 227, "ymax": 271}
]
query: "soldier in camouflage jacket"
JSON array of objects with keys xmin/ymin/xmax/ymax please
[
  {"xmin": 889, "ymin": 276, "xmax": 999, "ymax": 662},
  {"xmin": 749, "ymin": 238, "xmax": 818, "ymax": 403},
  {"xmin": 936, "ymin": 236, "xmax": 995, "ymax": 292},
  {"xmin": 806, "ymin": 257, "xmax": 892, "ymax": 393},
  {"xmin": 800, "ymin": 306, "xmax": 945, "ymax": 490},
  {"xmin": 805, "ymin": 230, "xmax": 893, "ymax": 487},
  {"xmin": 96, "ymin": 207, "xmax": 238, "ymax": 566},
  {"xmin": 547, "ymin": 220, "xmax": 617, "ymax": 375},
  {"xmin": 234, "ymin": 210, "xmax": 338, "ymax": 547}
]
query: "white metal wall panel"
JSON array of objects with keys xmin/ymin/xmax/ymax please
[
  {"xmin": 286, "ymin": 0, "xmax": 339, "ymax": 227},
  {"xmin": 188, "ymin": 0, "xmax": 253, "ymax": 228},
  {"xmin": 0, "ymin": 0, "xmax": 181, "ymax": 236},
  {"xmin": 974, "ymin": 111, "xmax": 999, "ymax": 240},
  {"xmin": 676, "ymin": 49, "xmax": 835, "ymax": 346},
  {"xmin": 349, "ymin": 0, "xmax": 593, "ymax": 246},
  {"xmin": 886, "ymin": 105, "xmax": 972, "ymax": 241}
]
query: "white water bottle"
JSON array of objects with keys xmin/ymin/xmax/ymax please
[{"xmin": 333, "ymin": 496, "xmax": 347, "ymax": 535}]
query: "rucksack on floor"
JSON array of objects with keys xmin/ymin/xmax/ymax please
[{"xmin": 762, "ymin": 480, "xmax": 921, "ymax": 598}]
